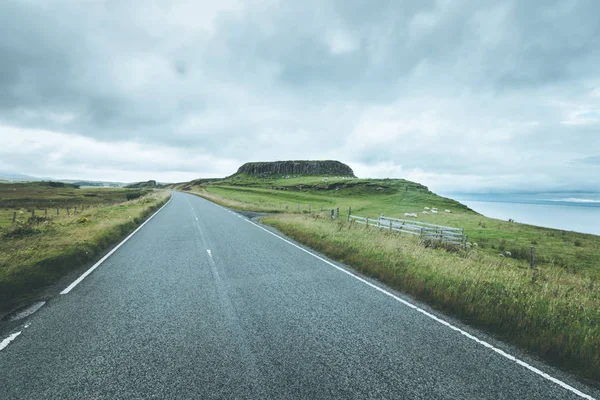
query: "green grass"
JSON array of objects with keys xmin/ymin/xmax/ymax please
[
  {"xmin": 263, "ymin": 214, "xmax": 600, "ymax": 383},
  {"xmin": 179, "ymin": 173, "xmax": 600, "ymax": 384},
  {"xmin": 0, "ymin": 186, "xmax": 170, "ymax": 313}
]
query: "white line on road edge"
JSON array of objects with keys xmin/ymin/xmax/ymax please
[
  {"xmin": 0, "ymin": 332, "xmax": 22, "ymax": 351},
  {"xmin": 243, "ymin": 218, "xmax": 596, "ymax": 400},
  {"xmin": 60, "ymin": 196, "xmax": 173, "ymax": 295}
]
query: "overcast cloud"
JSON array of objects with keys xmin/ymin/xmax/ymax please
[{"xmin": 1, "ymin": 0, "xmax": 599, "ymax": 192}]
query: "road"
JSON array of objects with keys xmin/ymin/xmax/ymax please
[{"xmin": 1, "ymin": 191, "xmax": 598, "ymax": 399}]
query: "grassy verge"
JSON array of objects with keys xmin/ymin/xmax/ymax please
[
  {"xmin": 262, "ymin": 213, "xmax": 600, "ymax": 384},
  {"xmin": 0, "ymin": 190, "xmax": 170, "ymax": 312}
]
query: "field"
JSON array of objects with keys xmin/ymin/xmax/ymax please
[
  {"xmin": 0, "ymin": 182, "xmax": 170, "ymax": 313},
  {"xmin": 178, "ymin": 174, "xmax": 600, "ymax": 383}
]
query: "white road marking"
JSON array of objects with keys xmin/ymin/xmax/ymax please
[
  {"xmin": 242, "ymin": 218, "xmax": 596, "ymax": 400},
  {"xmin": 60, "ymin": 195, "xmax": 173, "ymax": 294},
  {"xmin": 0, "ymin": 332, "xmax": 22, "ymax": 351},
  {"xmin": 207, "ymin": 249, "xmax": 213, "ymax": 259}
]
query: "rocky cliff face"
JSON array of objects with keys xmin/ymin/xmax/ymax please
[{"xmin": 236, "ymin": 160, "xmax": 356, "ymax": 177}]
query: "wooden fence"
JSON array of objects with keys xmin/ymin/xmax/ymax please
[
  {"xmin": 3, "ymin": 204, "xmax": 97, "ymax": 228},
  {"xmin": 348, "ymin": 213, "xmax": 467, "ymax": 247}
]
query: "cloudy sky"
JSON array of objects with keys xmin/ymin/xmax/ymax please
[{"xmin": 1, "ymin": 0, "xmax": 599, "ymax": 193}]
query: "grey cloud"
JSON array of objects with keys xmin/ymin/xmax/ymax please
[{"xmin": 1, "ymin": 0, "xmax": 600, "ymax": 191}]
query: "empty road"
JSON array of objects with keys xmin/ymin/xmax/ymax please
[{"xmin": 1, "ymin": 191, "xmax": 598, "ymax": 399}]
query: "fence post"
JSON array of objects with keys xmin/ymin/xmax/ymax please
[
  {"xmin": 330, "ymin": 209, "xmax": 334, "ymax": 219},
  {"xmin": 366, "ymin": 217, "xmax": 369, "ymax": 227},
  {"xmin": 308, "ymin": 204, "xmax": 311, "ymax": 213},
  {"xmin": 336, "ymin": 207, "xmax": 339, "ymax": 219},
  {"xmin": 12, "ymin": 212, "xmax": 16, "ymax": 227},
  {"xmin": 389, "ymin": 220, "xmax": 392, "ymax": 231},
  {"xmin": 31, "ymin": 209, "xmax": 35, "ymax": 218},
  {"xmin": 67, "ymin": 207, "xmax": 70, "ymax": 215},
  {"xmin": 530, "ymin": 247, "xmax": 535, "ymax": 269},
  {"xmin": 44, "ymin": 208, "xmax": 47, "ymax": 218},
  {"xmin": 464, "ymin": 234, "xmax": 468, "ymax": 251},
  {"xmin": 56, "ymin": 208, "xmax": 59, "ymax": 216},
  {"xmin": 347, "ymin": 207, "xmax": 351, "ymax": 222},
  {"xmin": 74, "ymin": 206, "xmax": 77, "ymax": 214}
]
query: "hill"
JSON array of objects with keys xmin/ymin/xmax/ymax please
[
  {"xmin": 125, "ymin": 180, "xmax": 158, "ymax": 189},
  {"xmin": 0, "ymin": 172, "xmax": 40, "ymax": 180},
  {"xmin": 172, "ymin": 165, "xmax": 470, "ymax": 216}
]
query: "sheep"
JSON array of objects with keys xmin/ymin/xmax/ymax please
[
  {"xmin": 431, "ymin": 209, "xmax": 438, "ymax": 214},
  {"xmin": 505, "ymin": 251, "xmax": 512, "ymax": 256},
  {"xmin": 473, "ymin": 243, "xmax": 479, "ymax": 247},
  {"xmin": 499, "ymin": 254, "xmax": 505, "ymax": 257},
  {"xmin": 422, "ymin": 211, "xmax": 429, "ymax": 214},
  {"xmin": 445, "ymin": 209, "xmax": 451, "ymax": 213},
  {"xmin": 424, "ymin": 207, "xmax": 430, "ymax": 210},
  {"xmin": 432, "ymin": 208, "xmax": 438, "ymax": 211},
  {"xmin": 404, "ymin": 213, "xmax": 418, "ymax": 218}
]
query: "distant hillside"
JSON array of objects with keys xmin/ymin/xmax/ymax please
[
  {"xmin": 0, "ymin": 173, "xmax": 36, "ymax": 179},
  {"xmin": 235, "ymin": 160, "xmax": 356, "ymax": 178},
  {"xmin": 125, "ymin": 180, "xmax": 158, "ymax": 189},
  {"xmin": 0, "ymin": 173, "xmax": 42, "ymax": 181}
]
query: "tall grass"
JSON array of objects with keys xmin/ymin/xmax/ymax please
[{"xmin": 263, "ymin": 214, "xmax": 600, "ymax": 384}]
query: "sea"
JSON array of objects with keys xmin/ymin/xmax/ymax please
[{"xmin": 445, "ymin": 193, "xmax": 600, "ymax": 236}]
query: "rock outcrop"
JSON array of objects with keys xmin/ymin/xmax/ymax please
[{"xmin": 235, "ymin": 160, "xmax": 355, "ymax": 177}]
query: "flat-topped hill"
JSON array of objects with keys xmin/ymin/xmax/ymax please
[{"xmin": 235, "ymin": 160, "xmax": 356, "ymax": 177}]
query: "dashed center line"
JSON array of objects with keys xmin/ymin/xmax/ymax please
[{"xmin": 0, "ymin": 332, "xmax": 22, "ymax": 351}]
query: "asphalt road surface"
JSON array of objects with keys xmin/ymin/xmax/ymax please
[{"xmin": 1, "ymin": 191, "xmax": 598, "ymax": 399}]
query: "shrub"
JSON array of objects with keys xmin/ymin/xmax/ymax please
[
  {"xmin": 3, "ymin": 225, "xmax": 41, "ymax": 238},
  {"xmin": 125, "ymin": 191, "xmax": 144, "ymax": 201}
]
